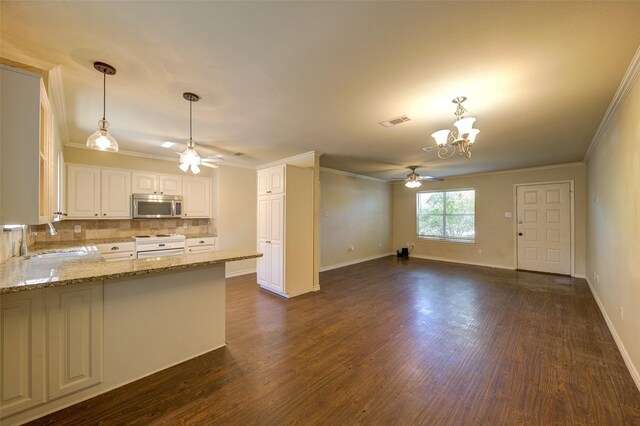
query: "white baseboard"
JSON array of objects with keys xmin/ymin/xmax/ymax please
[
  {"xmin": 409, "ymin": 254, "xmax": 514, "ymax": 271},
  {"xmin": 573, "ymin": 273, "xmax": 586, "ymax": 279},
  {"xmin": 585, "ymin": 277, "xmax": 640, "ymax": 392},
  {"xmin": 225, "ymin": 268, "xmax": 256, "ymax": 278},
  {"xmin": 320, "ymin": 252, "xmax": 393, "ymax": 272}
]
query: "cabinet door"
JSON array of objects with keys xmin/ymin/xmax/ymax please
[
  {"xmin": 67, "ymin": 165, "xmax": 100, "ymax": 218},
  {"xmin": 183, "ymin": 178, "xmax": 211, "ymax": 218},
  {"xmin": 268, "ymin": 166, "xmax": 285, "ymax": 194},
  {"xmin": 257, "ymin": 169, "xmax": 270, "ymax": 196},
  {"xmin": 256, "ymin": 240, "xmax": 270, "ymax": 286},
  {"xmin": 47, "ymin": 282, "xmax": 103, "ymax": 400},
  {"xmin": 159, "ymin": 175, "xmax": 182, "ymax": 195},
  {"xmin": 0, "ymin": 291, "xmax": 46, "ymax": 418},
  {"xmin": 131, "ymin": 172, "xmax": 158, "ymax": 194},
  {"xmin": 269, "ymin": 195, "xmax": 284, "ymax": 245},
  {"xmin": 101, "ymin": 169, "xmax": 131, "ymax": 218},
  {"xmin": 269, "ymin": 242, "xmax": 284, "ymax": 292},
  {"xmin": 257, "ymin": 197, "xmax": 270, "ymax": 241}
]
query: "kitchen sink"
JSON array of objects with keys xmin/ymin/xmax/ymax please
[{"xmin": 26, "ymin": 249, "xmax": 89, "ymax": 260}]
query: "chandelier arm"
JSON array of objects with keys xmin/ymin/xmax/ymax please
[{"xmin": 437, "ymin": 146, "xmax": 456, "ymax": 160}]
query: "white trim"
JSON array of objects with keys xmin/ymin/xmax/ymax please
[
  {"xmin": 585, "ymin": 277, "xmax": 640, "ymax": 392},
  {"xmin": 320, "ymin": 252, "xmax": 394, "ymax": 272},
  {"xmin": 225, "ymin": 268, "xmax": 256, "ymax": 278},
  {"xmin": 48, "ymin": 66, "xmax": 70, "ymax": 146},
  {"xmin": 0, "ymin": 49, "xmax": 57, "ymax": 71},
  {"xmin": 513, "ymin": 180, "xmax": 575, "ymax": 276},
  {"xmin": 410, "ymin": 254, "xmax": 514, "ymax": 271},
  {"xmin": 256, "ymin": 150, "xmax": 321, "ymax": 170},
  {"xmin": 584, "ymin": 46, "xmax": 640, "ymax": 161},
  {"xmin": 319, "ymin": 167, "xmax": 387, "ymax": 183}
]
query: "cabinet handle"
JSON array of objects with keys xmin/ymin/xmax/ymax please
[
  {"xmin": 103, "ymin": 213, "xmax": 107, "ymax": 216},
  {"xmin": 111, "ymin": 246, "xmax": 119, "ymax": 250},
  {"xmin": 94, "ymin": 213, "xmax": 98, "ymax": 216},
  {"xmin": 199, "ymin": 240, "xmax": 205, "ymax": 244}
]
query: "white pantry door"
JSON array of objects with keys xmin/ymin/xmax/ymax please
[{"xmin": 516, "ymin": 183, "xmax": 571, "ymax": 275}]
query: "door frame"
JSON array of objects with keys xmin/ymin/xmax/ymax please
[{"xmin": 513, "ymin": 180, "xmax": 575, "ymax": 276}]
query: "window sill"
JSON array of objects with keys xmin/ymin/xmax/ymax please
[{"xmin": 416, "ymin": 237, "xmax": 475, "ymax": 245}]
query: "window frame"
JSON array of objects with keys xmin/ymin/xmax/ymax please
[{"xmin": 416, "ymin": 188, "xmax": 476, "ymax": 243}]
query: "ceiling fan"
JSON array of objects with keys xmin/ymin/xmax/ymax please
[{"xmin": 390, "ymin": 166, "xmax": 444, "ymax": 188}]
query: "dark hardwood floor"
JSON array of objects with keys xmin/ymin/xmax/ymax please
[{"xmin": 27, "ymin": 256, "xmax": 640, "ymax": 425}]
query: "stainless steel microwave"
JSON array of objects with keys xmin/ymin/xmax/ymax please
[{"xmin": 132, "ymin": 194, "xmax": 182, "ymax": 218}]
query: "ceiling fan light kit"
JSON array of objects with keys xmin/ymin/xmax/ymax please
[
  {"xmin": 404, "ymin": 166, "xmax": 423, "ymax": 188},
  {"xmin": 86, "ymin": 61, "xmax": 119, "ymax": 152},
  {"xmin": 426, "ymin": 96, "xmax": 479, "ymax": 160},
  {"xmin": 179, "ymin": 92, "xmax": 203, "ymax": 175}
]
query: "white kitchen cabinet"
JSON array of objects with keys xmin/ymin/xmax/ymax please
[
  {"xmin": 100, "ymin": 168, "xmax": 131, "ymax": 219},
  {"xmin": 257, "ymin": 165, "xmax": 284, "ymax": 195},
  {"xmin": 96, "ymin": 242, "xmax": 135, "ymax": 261},
  {"xmin": 67, "ymin": 165, "xmax": 131, "ymax": 219},
  {"xmin": 46, "ymin": 282, "xmax": 103, "ymax": 399},
  {"xmin": 0, "ymin": 65, "xmax": 56, "ymax": 225},
  {"xmin": 182, "ymin": 177, "xmax": 211, "ymax": 218},
  {"xmin": 66, "ymin": 165, "xmax": 101, "ymax": 218},
  {"xmin": 0, "ymin": 290, "xmax": 46, "ymax": 418},
  {"xmin": 256, "ymin": 165, "xmax": 313, "ymax": 298},
  {"xmin": 132, "ymin": 172, "xmax": 182, "ymax": 195},
  {"xmin": 186, "ymin": 237, "xmax": 217, "ymax": 254}
]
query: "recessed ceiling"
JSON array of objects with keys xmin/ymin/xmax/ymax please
[{"xmin": 2, "ymin": 1, "xmax": 639, "ymax": 180}]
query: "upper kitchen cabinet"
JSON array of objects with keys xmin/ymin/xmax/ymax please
[
  {"xmin": 132, "ymin": 172, "xmax": 182, "ymax": 195},
  {"xmin": 67, "ymin": 165, "xmax": 131, "ymax": 219},
  {"xmin": 257, "ymin": 165, "xmax": 284, "ymax": 195},
  {"xmin": 182, "ymin": 177, "xmax": 211, "ymax": 218},
  {"xmin": 0, "ymin": 65, "xmax": 57, "ymax": 225}
]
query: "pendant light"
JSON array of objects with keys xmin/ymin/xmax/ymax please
[
  {"xmin": 86, "ymin": 61, "xmax": 118, "ymax": 152},
  {"xmin": 179, "ymin": 92, "xmax": 202, "ymax": 174},
  {"xmin": 425, "ymin": 96, "xmax": 479, "ymax": 160}
]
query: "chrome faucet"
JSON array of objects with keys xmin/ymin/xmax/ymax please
[{"xmin": 47, "ymin": 222, "xmax": 57, "ymax": 236}]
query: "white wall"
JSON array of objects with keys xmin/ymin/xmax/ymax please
[
  {"xmin": 392, "ymin": 163, "xmax": 587, "ymax": 275},
  {"xmin": 216, "ymin": 165, "xmax": 257, "ymax": 276},
  {"xmin": 585, "ymin": 55, "xmax": 640, "ymax": 389},
  {"xmin": 320, "ymin": 168, "xmax": 392, "ymax": 270}
]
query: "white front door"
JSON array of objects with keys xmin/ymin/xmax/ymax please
[{"xmin": 516, "ymin": 182, "xmax": 571, "ymax": 275}]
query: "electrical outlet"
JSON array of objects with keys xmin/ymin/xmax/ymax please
[
  {"xmin": 596, "ymin": 273, "xmax": 600, "ymax": 284},
  {"xmin": 619, "ymin": 307, "xmax": 624, "ymax": 321},
  {"xmin": 477, "ymin": 248, "xmax": 482, "ymax": 254},
  {"xmin": 410, "ymin": 243, "xmax": 415, "ymax": 250},
  {"xmin": 348, "ymin": 246, "xmax": 355, "ymax": 252},
  {"xmin": 183, "ymin": 222, "xmax": 188, "ymax": 228},
  {"xmin": 378, "ymin": 242, "xmax": 382, "ymax": 248},
  {"xmin": 74, "ymin": 225, "xmax": 81, "ymax": 233}
]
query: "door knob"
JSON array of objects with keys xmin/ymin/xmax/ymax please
[{"xmin": 518, "ymin": 232, "xmax": 523, "ymax": 236}]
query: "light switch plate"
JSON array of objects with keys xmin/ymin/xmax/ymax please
[
  {"xmin": 74, "ymin": 225, "xmax": 81, "ymax": 233},
  {"xmin": 504, "ymin": 212, "xmax": 512, "ymax": 218}
]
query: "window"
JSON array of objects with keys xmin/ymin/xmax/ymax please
[{"xmin": 417, "ymin": 189, "xmax": 475, "ymax": 242}]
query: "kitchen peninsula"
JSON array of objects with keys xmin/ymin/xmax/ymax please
[{"xmin": 0, "ymin": 247, "xmax": 261, "ymax": 425}]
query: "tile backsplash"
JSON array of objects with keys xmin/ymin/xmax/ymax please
[
  {"xmin": 1, "ymin": 228, "xmax": 24, "ymax": 262},
  {"xmin": 29, "ymin": 218, "xmax": 215, "ymax": 244}
]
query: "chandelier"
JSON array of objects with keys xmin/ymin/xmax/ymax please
[
  {"xmin": 179, "ymin": 92, "xmax": 202, "ymax": 174},
  {"xmin": 426, "ymin": 96, "xmax": 479, "ymax": 159}
]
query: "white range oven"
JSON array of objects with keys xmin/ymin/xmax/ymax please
[{"xmin": 134, "ymin": 234, "xmax": 186, "ymax": 259}]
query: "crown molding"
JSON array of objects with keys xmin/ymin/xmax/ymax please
[
  {"xmin": 584, "ymin": 45, "xmax": 640, "ymax": 161},
  {"xmin": 48, "ymin": 66, "xmax": 70, "ymax": 146},
  {"xmin": 319, "ymin": 167, "xmax": 388, "ymax": 183},
  {"xmin": 256, "ymin": 150, "xmax": 322, "ymax": 170}
]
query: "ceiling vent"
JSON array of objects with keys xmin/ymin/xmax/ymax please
[{"xmin": 379, "ymin": 115, "xmax": 411, "ymax": 128}]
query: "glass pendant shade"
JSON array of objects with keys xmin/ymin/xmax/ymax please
[
  {"xmin": 179, "ymin": 145, "xmax": 202, "ymax": 174},
  {"xmin": 467, "ymin": 128, "xmax": 480, "ymax": 144},
  {"xmin": 405, "ymin": 179, "xmax": 422, "ymax": 188},
  {"xmin": 86, "ymin": 119, "xmax": 118, "ymax": 152},
  {"xmin": 453, "ymin": 117, "xmax": 476, "ymax": 137},
  {"xmin": 431, "ymin": 129, "xmax": 450, "ymax": 146}
]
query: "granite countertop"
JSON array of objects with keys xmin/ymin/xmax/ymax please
[{"xmin": 1, "ymin": 247, "xmax": 260, "ymax": 294}]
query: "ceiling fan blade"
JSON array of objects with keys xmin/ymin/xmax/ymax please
[
  {"xmin": 200, "ymin": 162, "xmax": 219, "ymax": 169},
  {"xmin": 422, "ymin": 176, "xmax": 444, "ymax": 182}
]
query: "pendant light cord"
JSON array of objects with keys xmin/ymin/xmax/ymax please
[
  {"xmin": 102, "ymin": 71, "xmax": 106, "ymax": 121},
  {"xmin": 189, "ymin": 99, "xmax": 193, "ymax": 148}
]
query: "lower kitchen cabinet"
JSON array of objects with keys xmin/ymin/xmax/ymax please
[
  {"xmin": 0, "ymin": 283, "xmax": 103, "ymax": 421},
  {"xmin": 0, "ymin": 291, "xmax": 46, "ymax": 418},
  {"xmin": 46, "ymin": 283, "xmax": 103, "ymax": 399}
]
